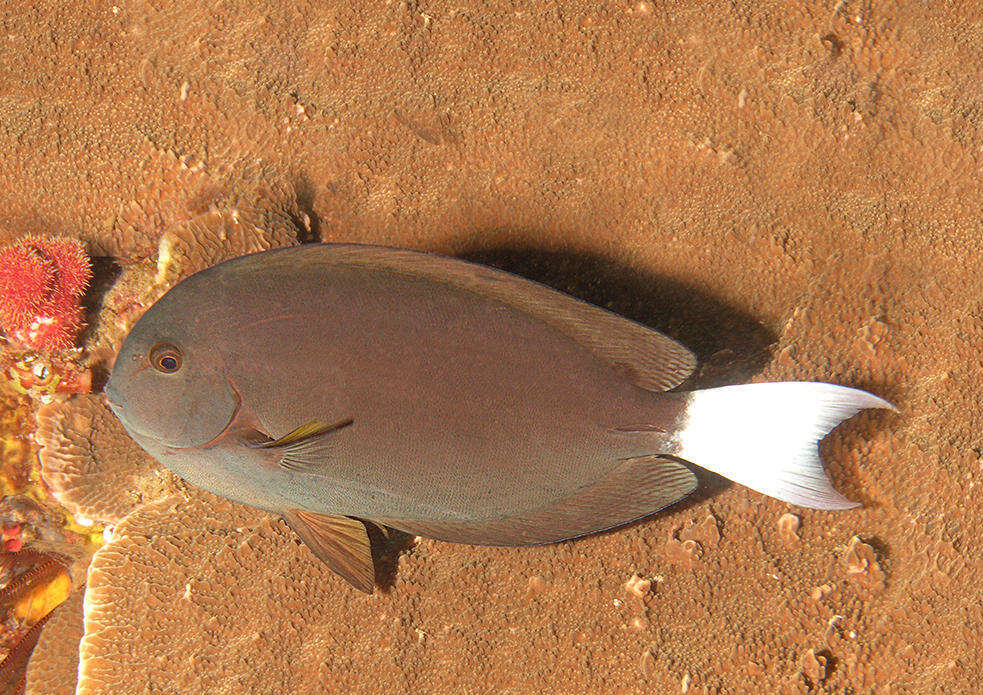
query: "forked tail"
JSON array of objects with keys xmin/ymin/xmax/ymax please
[{"xmin": 673, "ymin": 382, "xmax": 895, "ymax": 509}]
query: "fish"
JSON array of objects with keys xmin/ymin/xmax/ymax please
[{"xmin": 105, "ymin": 244, "xmax": 894, "ymax": 593}]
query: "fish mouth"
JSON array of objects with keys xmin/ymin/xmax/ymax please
[{"xmin": 104, "ymin": 383, "xmax": 123, "ymax": 417}]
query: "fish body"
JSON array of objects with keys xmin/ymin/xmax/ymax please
[{"xmin": 107, "ymin": 244, "xmax": 893, "ymax": 592}]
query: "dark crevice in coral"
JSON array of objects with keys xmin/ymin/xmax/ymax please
[
  {"xmin": 860, "ymin": 534, "xmax": 891, "ymax": 566},
  {"xmin": 79, "ymin": 256, "xmax": 122, "ymax": 392},
  {"xmin": 290, "ymin": 174, "xmax": 322, "ymax": 244},
  {"xmin": 809, "ymin": 648, "xmax": 836, "ymax": 687},
  {"xmin": 79, "ymin": 256, "xmax": 122, "ymax": 344}
]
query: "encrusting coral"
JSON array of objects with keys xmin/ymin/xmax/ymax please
[
  {"xmin": 75, "ymin": 492, "xmax": 342, "ymax": 695},
  {"xmin": 72, "ymin": 490, "xmax": 408, "ymax": 695},
  {"xmin": 24, "ymin": 586, "xmax": 84, "ymax": 695},
  {"xmin": 155, "ymin": 179, "xmax": 303, "ymax": 281},
  {"xmin": 34, "ymin": 394, "xmax": 184, "ymax": 526}
]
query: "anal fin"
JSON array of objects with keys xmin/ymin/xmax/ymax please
[
  {"xmin": 282, "ymin": 510, "xmax": 375, "ymax": 593},
  {"xmin": 375, "ymin": 456, "xmax": 698, "ymax": 546}
]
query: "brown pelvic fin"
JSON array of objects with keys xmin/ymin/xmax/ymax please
[
  {"xmin": 306, "ymin": 245, "xmax": 697, "ymax": 391},
  {"xmin": 247, "ymin": 419, "xmax": 353, "ymax": 473},
  {"xmin": 282, "ymin": 510, "xmax": 375, "ymax": 593},
  {"xmin": 374, "ymin": 456, "xmax": 698, "ymax": 547}
]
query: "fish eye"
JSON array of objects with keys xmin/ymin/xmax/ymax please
[{"xmin": 149, "ymin": 342, "xmax": 183, "ymax": 374}]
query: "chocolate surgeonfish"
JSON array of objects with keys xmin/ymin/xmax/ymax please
[{"xmin": 106, "ymin": 244, "xmax": 893, "ymax": 593}]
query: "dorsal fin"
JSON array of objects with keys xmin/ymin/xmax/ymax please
[{"xmin": 313, "ymin": 245, "xmax": 697, "ymax": 392}]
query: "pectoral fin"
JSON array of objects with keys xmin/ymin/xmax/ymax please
[
  {"xmin": 282, "ymin": 510, "xmax": 375, "ymax": 593},
  {"xmin": 247, "ymin": 419, "xmax": 353, "ymax": 473}
]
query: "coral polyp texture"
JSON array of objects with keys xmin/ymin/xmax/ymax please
[
  {"xmin": 0, "ymin": 236, "xmax": 92, "ymax": 352},
  {"xmin": 24, "ymin": 587, "xmax": 84, "ymax": 695}
]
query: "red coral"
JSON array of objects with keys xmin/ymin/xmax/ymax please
[{"xmin": 0, "ymin": 236, "xmax": 92, "ymax": 351}]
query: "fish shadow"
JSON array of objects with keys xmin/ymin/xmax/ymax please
[{"xmin": 368, "ymin": 526, "xmax": 416, "ymax": 592}]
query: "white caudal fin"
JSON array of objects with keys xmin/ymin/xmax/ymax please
[{"xmin": 674, "ymin": 382, "xmax": 895, "ymax": 510}]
